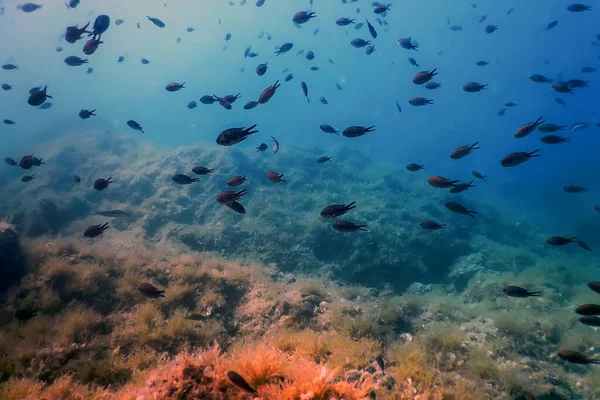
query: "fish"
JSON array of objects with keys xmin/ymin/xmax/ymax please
[
  {"xmin": 333, "ymin": 220, "xmax": 368, "ymax": 232},
  {"xmin": 84, "ymin": 223, "xmax": 109, "ymax": 238},
  {"xmin": 127, "ymin": 120, "xmax": 144, "ymax": 133},
  {"xmin": 217, "ymin": 190, "xmax": 247, "ymax": 204},
  {"xmin": 147, "ymin": 16, "xmax": 165, "ymax": 28},
  {"xmin": 300, "ymin": 81, "xmax": 309, "ymax": 103},
  {"xmin": 227, "ymin": 371, "xmax": 258, "ymax": 395},
  {"xmin": 321, "ymin": 202, "xmax": 357, "ymax": 218},
  {"xmin": 500, "ymin": 150, "xmax": 540, "ymax": 167},
  {"xmin": 575, "ymin": 304, "xmax": 600, "ymax": 316},
  {"xmin": 192, "ymin": 166, "xmax": 215, "ymax": 176},
  {"xmin": 93, "ymin": 177, "xmax": 112, "ymax": 191},
  {"xmin": 375, "ymin": 355, "xmax": 385, "ymax": 375},
  {"xmin": 406, "ymin": 163, "xmax": 423, "ymax": 172},
  {"xmin": 216, "ymin": 126, "xmax": 258, "ymax": 146},
  {"xmin": 366, "ymin": 19, "xmax": 377, "ymax": 38},
  {"xmin": 79, "ymin": 109, "xmax": 96, "ymax": 119},
  {"xmin": 94, "ymin": 210, "xmax": 130, "ymax": 218},
  {"xmin": 503, "ymin": 286, "xmax": 540, "ymax": 297},
  {"xmin": 342, "ymin": 126, "xmax": 375, "ymax": 138},
  {"xmin": 271, "ymin": 136, "xmax": 279, "ymax": 153},
  {"xmin": 395, "ymin": 101, "xmax": 402, "ymax": 113},
  {"xmin": 138, "ymin": 282, "xmax": 165, "ymax": 298},
  {"xmin": 450, "ymin": 142, "xmax": 480, "ymax": 159},
  {"xmin": 172, "ymin": 174, "xmax": 200, "ymax": 185},
  {"xmin": 558, "ymin": 350, "xmax": 600, "ymax": 365},
  {"xmin": 266, "ymin": 170, "xmax": 285, "ymax": 183},
  {"xmin": 445, "ymin": 202, "xmax": 476, "ymax": 218},
  {"xmin": 420, "ymin": 220, "xmax": 445, "ymax": 230},
  {"xmin": 320, "ymin": 124, "xmax": 339, "ymax": 135},
  {"xmin": 15, "ymin": 309, "xmax": 37, "ymax": 321}
]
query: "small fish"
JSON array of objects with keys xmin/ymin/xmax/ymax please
[
  {"xmin": 395, "ymin": 101, "xmax": 402, "ymax": 113},
  {"xmin": 319, "ymin": 96, "xmax": 328, "ymax": 105},
  {"xmin": 366, "ymin": 19, "xmax": 377, "ymax": 38},
  {"xmin": 503, "ymin": 285, "xmax": 540, "ymax": 297},
  {"xmin": 545, "ymin": 20, "xmax": 558, "ymax": 30},
  {"xmin": 271, "ymin": 136, "xmax": 279, "ymax": 153},
  {"xmin": 15, "ymin": 309, "xmax": 37, "ymax": 321},
  {"xmin": 471, "ymin": 171, "xmax": 486, "ymax": 180},
  {"xmin": 172, "ymin": 174, "xmax": 200, "ymax": 185},
  {"xmin": 84, "ymin": 223, "xmax": 109, "ymax": 238},
  {"xmin": 147, "ymin": 16, "xmax": 165, "ymax": 28},
  {"xmin": 227, "ymin": 371, "xmax": 258, "ymax": 395},
  {"xmin": 375, "ymin": 355, "xmax": 385, "ymax": 375},
  {"xmin": 141, "ymin": 58, "xmax": 150, "ymax": 65},
  {"xmin": 94, "ymin": 209, "xmax": 130, "ymax": 218},
  {"xmin": 138, "ymin": 282, "xmax": 165, "ymax": 298},
  {"xmin": 558, "ymin": 350, "xmax": 600, "ymax": 365},
  {"xmin": 127, "ymin": 120, "xmax": 144, "ymax": 133},
  {"xmin": 187, "ymin": 101, "xmax": 197, "ymax": 109},
  {"xmin": 333, "ymin": 220, "xmax": 367, "ymax": 232},
  {"xmin": 576, "ymin": 304, "xmax": 600, "ymax": 316},
  {"xmin": 476, "ymin": 61, "xmax": 489, "ymax": 66},
  {"xmin": 300, "ymin": 81, "xmax": 309, "ymax": 103},
  {"xmin": 570, "ymin": 123, "xmax": 588, "ymax": 131},
  {"xmin": 408, "ymin": 57, "xmax": 419, "ymax": 67},
  {"xmin": 420, "ymin": 220, "xmax": 445, "ymax": 230},
  {"xmin": 406, "ymin": 163, "xmax": 423, "ymax": 172}
]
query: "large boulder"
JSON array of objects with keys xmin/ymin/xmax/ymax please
[{"xmin": 0, "ymin": 222, "xmax": 24, "ymax": 291}]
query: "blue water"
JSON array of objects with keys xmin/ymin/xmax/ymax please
[{"xmin": 0, "ymin": 0, "xmax": 599, "ymax": 245}]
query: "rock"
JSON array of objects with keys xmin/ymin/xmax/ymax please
[
  {"xmin": 448, "ymin": 253, "xmax": 489, "ymax": 291},
  {"xmin": 406, "ymin": 282, "xmax": 433, "ymax": 295},
  {"xmin": 0, "ymin": 222, "xmax": 24, "ymax": 291}
]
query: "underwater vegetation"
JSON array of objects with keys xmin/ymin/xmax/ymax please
[{"xmin": 1, "ymin": 0, "xmax": 600, "ymax": 398}]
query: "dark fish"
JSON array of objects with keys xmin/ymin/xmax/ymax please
[
  {"xmin": 476, "ymin": 61, "xmax": 489, "ymax": 66},
  {"xmin": 471, "ymin": 171, "xmax": 486, "ymax": 180},
  {"xmin": 503, "ymin": 285, "xmax": 541, "ymax": 298},
  {"xmin": 343, "ymin": 125, "xmax": 375, "ymax": 138},
  {"xmin": 409, "ymin": 97, "xmax": 434, "ymax": 106},
  {"xmin": 292, "ymin": 11, "xmax": 316, "ymax": 24},
  {"xmin": 582, "ymin": 66, "xmax": 596, "ymax": 73},
  {"xmin": 1, "ymin": 84, "xmax": 12, "ymax": 90},
  {"xmin": 83, "ymin": 38, "xmax": 103, "ymax": 55},
  {"xmin": 200, "ymin": 95, "xmax": 217, "ymax": 104},
  {"xmin": 449, "ymin": 181, "xmax": 475, "ymax": 194},
  {"xmin": 420, "ymin": 220, "xmax": 445, "ymax": 230},
  {"xmin": 579, "ymin": 316, "xmax": 600, "ymax": 327},
  {"xmin": 554, "ymin": 98, "xmax": 566, "ymax": 105},
  {"xmin": 500, "ymin": 150, "xmax": 540, "ymax": 167},
  {"xmin": 365, "ymin": 45, "xmax": 376, "ymax": 55},
  {"xmin": 266, "ymin": 170, "xmax": 285, "ymax": 183},
  {"xmin": 18, "ymin": 155, "xmax": 42, "ymax": 170},
  {"xmin": 567, "ymin": 4, "xmax": 592, "ymax": 12},
  {"xmin": 192, "ymin": 166, "xmax": 215, "ymax": 175},
  {"xmin": 538, "ymin": 123, "xmax": 565, "ymax": 133},
  {"xmin": 86, "ymin": 67, "xmax": 93, "ymax": 74},
  {"xmin": 64, "ymin": 56, "xmax": 88, "ymax": 66},
  {"xmin": 187, "ymin": 101, "xmax": 197, "ymax": 109},
  {"xmin": 321, "ymin": 202, "xmax": 357, "ymax": 218},
  {"xmin": 463, "ymin": 82, "xmax": 487, "ymax": 92},
  {"xmin": 375, "ymin": 355, "xmax": 385, "ymax": 375},
  {"xmin": 398, "ymin": 37, "xmax": 418, "ymax": 50},
  {"xmin": 21, "ymin": 175, "xmax": 35, "ymax": 182},
  {"xmin": 336, "ymin": 17, "xmax": 355, "ymax": 26},
  {"xmin": 450, "ymin": 142, "xmax": 480, "ymax": 159},
  {"xmin": 485, "ymin": 24, "xmax": 498, "ymax": 33},
  {"xmin": 529, "ymin": 74, "xmax": 552, "ymax": 83},
  {"xmin": 74, "ymin": 175, "xmax": 81, "ymax": 183},
  {"xmin": 306, "ymin": 51, "xmax": 315, "ymax": 60},
  {"xmin": 127, "ymin": 120, "xmax": 144, "ymax": 133},
  {"xmin": 27, "ymin": 85, "xmax": 52, "ymax": 106},
  {"xmin": 95, "ymin": 210, "xmax": 130, "ymax": 218},
  {"xmin": 225, "ymin": 33, "xmax": 231, "ymax": 41},
  {"xmin": 373, "ymin": 4, "xmax": 391, "ymax": 14},
  {"xmin": 317, "ymin": 156, "xmax": 332, "ymax": 163},
  {"xmin": 563, "ymin": 185, "xmax": 588, "ymax": 193},
  {"xmin": 408, "ymin": 57, "xmax": 419, "ymax": 67},
  {"xmin": 65, "ymin": 23, "xmax": 90, "ymax": 44},
  {"xmin": 84, "ymin": 223, "xmax": 109, "ymax": 238},
  {"xmin": 115, "ymin": 19, "xmax": 125, "ymax": 25},
  {"xmin": 147, "ymin": 16, "xmax": 165, "ymax": 28},
  {"xmin": 216, "ymin": 125, "xmax": 258, "ymax": 146},
  {"xmin": 427, "ymin": 176, "xmax": 458, "ymax": 188},
  {"xmin": 406, "ymin": 163, "xmax": 423, "ymax": 172},
  {"xmin": 333, "ymin": 220, "xmax": 367, "ymax": 232},
  {"xmin": 3, "ymin": 119, "xmax": 15, "ymax": 125},
  {"xmin": 227, "ymin": 176, "xmax": 247, "ymax": 187},
  {"xmin": 256, "ymin": 62, "xmax": 268, "ymax": 76},
  {"xmin": 93, "ymin": 177, "xmax": 112, "ymax": 191},
  {"xmin": 258, "ymin": 81, "xmax": 281, "ymax": 104},
  {"xmin": 138, "ymin": 282, "xmax": 165, "ymax": 298},
  {"xmin": 225, "ymin": 201, "xmax": 246, "ymax": 214},
  {"xmin": 256, "ymin": 0, "xmax": 265, "ymax": 6},
  {"xmin": 351, "ymin": 38, "xmax": 371, "ymax": 48},
  {"xmin": 284, "ymin": 73, "xmax": 294, "ymax": 82},
  {"xmin": 19, "ymin": 3, "xmax": 42, "ymax": 12},
  {"xmin": 244, "ymin": 101, "xmax": 259, "ymax": 110},
  {"xmin": 589, "ymin": 282, "xmax": 600, "ymax": 294},
  {"xmin": 275, "ymin": 42, "xmax": 294, "ymax": 56},
  {"xmin": 300, "ymin": 81, "xmax": 309, "ymax": 103},
  {"xmin": 336, "ymin": 83, "xmax": 343, "ymax": 90},
  {"xmin": 4, "ymin": 157, "xmax": 17, "ymax": 166},
  {"xmin": 547, "ymin": 236, "xmax": 591, "ymax": 252},
  {"xmin": 395, "ymin": 101, "xmax": 402, "ymax": 113},
  {"xmin": 79, "ymin": 109, "xmax": 96, "ymax": 119},
  {"xmin": 545, "ymin": 20, "xmax": 558, "ymax": 30},
  {"xmin": 166, "ymin": 82, "xmax": 185, "ymax": 92},
  {"xmin": 576, "ymin": 304, "xmax": 600, "ymax": 316},
  {"xmin": 172, "ymin": 174, "xmax": 200, "ymax": 185},
  {"xmin": 320, "ymin": 124, "xmax": 339, "ymax": 135},
  {"xmin": 355, "ymin": 22, "xmax": 364, "ymax": 30},
  {"xmin": 227, "ymin": 371, "xmax": 258, "ymax": 395},
  {"xmin": 366, "ymin": 19, "xmax": 377, "ymax": 38},
  {"xmin": 319, "ymin": 96, "xmax": 328, "ymax": 104},
  {"xmin": 186, "ymin": 27, "xmax": 195, "ymax": 32},
  {"xmin": 15, "ymin": 309, "xmax": 37, "ymax": 321},
  {"xmin": 217, "ymin": 189, "xmax": 247, "ymax": 204},
  {"xmin": 89, "ymin": 15, "xmax": 110, "ymax": 39},
  {"xmin": 141, "ymin": 58, "xmax": 150, "ymax": 65},
  {"xmin": 1, "ymin": 64, "xmax": 18, "ymax": 70},
  {"xmin": 558, "ymin": 350, "xmax": 600, "ymax": 365},
  {"xmin": 256, "ymin": 143, "xmax": 267, "ymax": 152},
  {"xmin": 413, "ymin": 69, "xmax": 437, "ymax": 85},
  {"xmin": 223, "ymin": 93, "xmax": 242, "ymax": 104},
  {"xmin": 425, "ymin": 82, "xmax": 441, "ymax": 90},
  {"xmin": 445, "ymin": 202, "xmax": 476, "ymax": 217}
]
